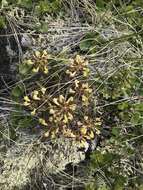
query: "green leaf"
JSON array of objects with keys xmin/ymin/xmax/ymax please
[
  {"xmin": 134, "ymin": 103, "xmax": 143, "ymax": 111},
  {"xmin": 37, "ymin": 1, "xmax": 51, "ymax": 14},
  {"xmin": 0, "ymin": 16, "xmax": 6, "ymax": 29},
  {"xmin": 80, "ymin": 39, "xmax": 93, "ymax": 51},
  {"xmin": 17, "ymin": 116, "xmax": 35, "ymax": 128},
  {"xmin": 113, "ymin": 176, "xmax": 126, "ymax": 190},
  {"xmin": 39, "ymin": 22, "xmax": 49, "ymax": 33},
  {"xmin": 131, "ymin": 112, "xmax": 141, "ymax": 125},
  {"xmin": 35, "ymin": 0, "xmax": 61, "ymax": 15},
  {"xmin": 95, "ymin": 0, "xmax": 105, "ymax": 9},
  {"xmin": 12, "ymin": 85, "xmax": 24, "ymax": 98},
  {"xmin": 118, "ymin": 102, "xmax": 129, "ymax": 110},
  {"xmin": 79, "ymin": 32, "xmax": 98, "ymax": 52},
  {"xmin": 111, "ymin": 127, "xmax": 120, "ymax": 137},
  {"xmin": 98, "ymin": 185, "xmax": 109, "ymax": 190},
  {"xmin": 19, "ymin": 63, "xmax": 32, "ymax": 75},
  {"xmin": 17, "ymin": 0, "xmax": 32, "ymax": 9}
]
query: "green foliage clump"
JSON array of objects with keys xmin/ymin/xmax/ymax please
[
  {"xmin": 0, "ymin": 0, "xmax": 62, "ymax": 15},
  {"xmin": 35, "ymin": 0, "xmax": 62, "ymax": 15},
  {"xmin": 86, "ymin": 124, "xmax": 143, "ymax": 190},
  {"xmin": 84, "ymin": 48, "xmax": 143, "ymax": 190}
]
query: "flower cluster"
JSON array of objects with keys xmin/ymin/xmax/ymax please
[
  {"xmin": 66, "ymin": 55, "xmax": 90, "ymax": 78},
  {"xmin": 49, "ymin": 95, "xmax": 76, "ymax": 124},
  {"xmin": 21, "ymin": 53, "xmax": 101, "ymax": 148},
  {"xmin": 79, "ymin": 116, "xmax": 101, "ymax": 137},
  {"xmin": 23, "ymin": 87, "xmax": 47, "ymax": 116},
  {"xmin": 60, "ymin": 116, "xmax": 101, "ymax": 148},
  {"xmin": 26, "ymin": 50, "xmax": 50, "ymax": 74},
  {"xmin": 69, "ymin": 81, "xmax": 93, "ymax": 106}
]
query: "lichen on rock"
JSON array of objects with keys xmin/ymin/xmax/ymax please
[{"xmin": 0, "ymin": 129, "xmax": 85, "ymax": 190}]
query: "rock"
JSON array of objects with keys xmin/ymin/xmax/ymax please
[
  {"xmin": 0, "ymin": 25, "xmax": 20, "ymax": 92},
  {"xmin": 0, "ymin": 26, "xmax": 20, "ymax": 76},
  {"xmin": 0, "ymin": 129, "xmax": 85, "ymax": 190},
  {"xmin": 21, "ymin": 34, "xmax": 32, "ymax": 48}
]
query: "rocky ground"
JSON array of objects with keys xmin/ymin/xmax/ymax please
[{"xmin": 0, "ymin": 2, "xmax": 143, "ymax": 190}]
